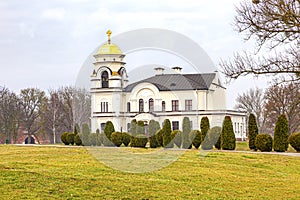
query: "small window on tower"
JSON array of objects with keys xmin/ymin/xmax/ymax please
[{"xmin": 101, "ymin": 71, "xmax": 109, "ymax": 88}]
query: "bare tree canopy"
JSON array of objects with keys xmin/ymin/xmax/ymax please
[
  {"xmin": 0, "ymin": 87, "xmax": 21, "ymax": 143},
  {"xmin": 221, "ymin": 0, "xmax": 300, "ymax": 83},
  {"xmin": 19, "ymin": 88, "xmax": 47, "ymax": 143},
  {"xmin": 234, "ymin": 87, "xmax": 266, "ymax": 133},
  {"xmin": 264, "ymin": 82, "xmax": 300, "ymax": 134}
]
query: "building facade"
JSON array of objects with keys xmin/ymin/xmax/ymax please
[{"xmin": 90, "ymin": 31, "xmax": 247, "ymax": 140}]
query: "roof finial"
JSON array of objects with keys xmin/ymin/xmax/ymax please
[{"xmin": 106, "ymin": 30, "xmax": 112, "ymax": 44}]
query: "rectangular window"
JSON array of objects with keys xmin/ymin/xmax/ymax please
[
  {"xmin": 190, "ymin": 121, "xmax": 193, "ymax": 130},
  {"xmin": 162, "ymin": 101, "xmax": 166, "ymax": 112},
  {"xmin": 101, "ymin": 102, "xmax": 109, "ymax": 112},
  {"xmin": 172, "ymin": 100, "xmax": 179, "ymax": 111},
  {"xmin": 172, "ymin": 121, "xmax": 179, "ymax": 130},
  {"xmin": 127, "ymin": 123, "xmax": 130, "ymax": 132},
  {"xmin": 185, "ymin": 100, "xmax": 192, "ymax": 111},
  {"xmin": 127, "ymin": 102, "xmax": 131, "ymax": 112},
  {"xmin": 100, "ymin": 123, "xmax": 106, "ymax": 132}
]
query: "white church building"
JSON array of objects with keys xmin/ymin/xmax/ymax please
[{"xmin": 90, "ymin": 31, "xmax": 247, "ymax": 140}]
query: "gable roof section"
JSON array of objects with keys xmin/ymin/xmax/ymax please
[{"xmin": 124, "ymin": 73, "xmax": 217, "ymax": 92}]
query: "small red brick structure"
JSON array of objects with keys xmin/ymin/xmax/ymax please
[{"xmin": 0, "ymin": 127, "xmax": 51, "ymax": 144}]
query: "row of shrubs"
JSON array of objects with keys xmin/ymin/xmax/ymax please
[
  {"xmin": 254, "ymin": 133, "xmax": 300, "ymax": 152},
  {"xmin": 61, "ymin": 116, "xmax": 238, "ymax": 151},
  {"xmin": 248, "ymin": 113, "xmax": 300, "ymax": 152}
]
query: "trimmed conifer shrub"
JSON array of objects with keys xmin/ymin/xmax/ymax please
[
  {"xmin": 67, "ymin": 132, "xmax": 75, "ymax": 145},
  {"xmin": 132, "ymin": 134, "xmax": 148, "ymax": 148},
  {"xmin": 110, "ymin": 132, "xmax": 123, "ymax": 147},
  {"xmin": 155, "ymin": 129, "xmax": 164, "ymax": 147},
  {"xmin": 131, "ymin": 121, "xmax": 146, "ymax": 147},
  {"xmin": 221, "ymin": 116, "xmax": 236, "ymax": 150},
  {"xmin": 171, "ymin": 130, "xmax": 182, "ymax": 148},
  {"xmin": 74, "ymin": 133, "xmax": 82, "ymax": 146},
  {"xmin": 95, "ymin": 129, "xmax": 101, "ymax": 146},
  {"xmin": 98, "ymin": 133, "xmax": 105, "ymax": 146},
  {"xmin": 182, "ymin": 117, "xmax": 191, "ymax": 149},
  {"xmin": 149, "ymin": 120, "xmax": 160, "ymax": 148},
  {"xmin": 82, "ymin": 123, "xmax": 91, "ymax": 146},
  {"xmin": 288, "ymin": 132, "xmax": 300, "ymax": 152},
  {"xmin": 129, "ymin": 119, "xmax": 137, "ymax": 147},
  {"xmin": 136, "ymin": 121, "xmax": 145, "ymax": 135},
  {"xmin": 61, "ymin": 132, "xmax": 69, "ymax": 145},
  {"xmin": 122, "ymin": 132, "xmax": 131, "ymax": 147},
  {"xmin": 248, "ymin": 113, "xmax": 258, "ymax": 151},
  {"xmin": 255, "ymin": 134, "xmax": 273, "ymax": 152},
  {"xmin": 89, "ymin": 133, "xmax": 97, "ymax": 146},
  {"xmin": 274, "ymin": 114, "xmax": 289, "ymax": 152},
  {"xmin": 103, "ymin": 121, "xmax": 115, "ymax": 146},
  {"xmin": 163, "ymin": 119, "xmax": 172, "ymax": 148},
  {"xmin": 208, "ymin": 126, "xmax": 221, "ymax": 150},
  {"xmin": 201, "ymin": 127, "xmax": 218, "ymax": 150},
  {"xmin": 74, "ymin": 123, "xmax": 80, "ymax": 134},
  {"xmin": 200, "ymin": 117, "xmax": 210, "ymax": 144},
  {"xmin": 189, "ymin": 130, "xmax": 201, "ymax": 149}
]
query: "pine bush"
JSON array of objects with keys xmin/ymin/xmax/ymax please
[
  {"xmin": 134, "ymin": 134, "xmax": 148, "ymax": 148},
  {"xmin": 149, "ymin": 120, "xmax": 160, "ymax": 148},
  {"xmin": 163, "ymin": 119, "xmax": 172, "ymax": 148},
  {"xmin": 104, "ymin": 121, "xmax": 115, "ymax": 146},
  {"xmin": 66, "ymin": 132, "xmax": 75, "ymax": 145},
  {"xmin": 155, "ymin": 129, "xmax": 164, "ymax": 147},
  {"xmin": 89, "ymin": 133, "xmax": 97, "ymax": 146},
  {"xmin": 122, "ymin": 132, "xmax": 131, "ymax": 147},
  {"xmin": 171, "ymin": 130, "xmax": 182, "ymax": 148},
  {"xmin": 74, "ymin": 133, "xmax": 82, "ymax": 146},
  {"xmin": 61, "ymin": 132, "xmax": 69, "ymax": 145},
  {"xmin": 182, "ymin": 117, "xmax": 191, "ymax": 149},
  {"xmin": 200, "ymin": 117, "xmax": 210, "ymax": 144},
  {"xmin": 255, "ymin": 134, "xmax": 273, "ymax": 152},
  {"xmin": 110, "ymin": 132, "xmax": 123, "ymax": 147},
  {"xmin": 274, "ymin": 114, "xmax": 289, "ymax": 152},
  {"xmin": 207, "ymin": 126, "xmax": 221, "ymax": 150},
  {"xmin": 82, "ymin": 123, "xmax": 90, "ymax": 146},
  {"xmin": 288, "ymin": 132, "xmax": 300, "ymax": 152},
  {"xmin": 248, "ymin": 113, "xmax": 258, "ymax": 151},
  {"xmin": 189, "ymin": 130, "xmax": 201, "ymax": 149},
  {"xmin": 129, "ymin": 119, "xmax": 137, "ymax": 147},
  {"xmin": 221, "ymin": 116, "xmax": 236, "ymax": 150}
]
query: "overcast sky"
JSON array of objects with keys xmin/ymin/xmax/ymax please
[{"xmin": 0, "ymin": 0, "xmax": 269, "ymax": 108}]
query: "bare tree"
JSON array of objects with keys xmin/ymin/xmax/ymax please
[
  {"xmin": 264, "ymin": 82, "xmax": 300, "ymax": 134},
  {"xmin": 58, "ymin": 86, "xmax": 74, "ymax": 133},
  {"xmin": 0, "ymin": 87, "xmax": 22, "ymax": 143},
  {"xmin": 220, "ymin": 0, "xmax": 300, "ymax": 83},
  {"xmin": 19, "ymin": 88, "xmax": 47, "ymax": 144},
  {"xmin": 235, "ymin": 87, "xmax": 267, "ymax": 133},
  {"xmin": 73, "ymin": 88, "xmax": 91, "ymax": 129}
]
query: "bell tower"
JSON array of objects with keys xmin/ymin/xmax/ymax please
[{"xmin": 90, "ymin": 30, "xmax": 128, "ymax": 132}]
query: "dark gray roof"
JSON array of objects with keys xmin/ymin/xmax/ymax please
[{"xmin": 124, "ymin": 73, "xmax": 217, "ymax": 92}]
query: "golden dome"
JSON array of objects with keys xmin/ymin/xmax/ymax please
[
  {"xmin": 97, "ymin": 43, "xmax": 123, "ymax": 55},
  {"xmin": 96, "ymin": 30, "xmax": 123, "ymax": 55}
]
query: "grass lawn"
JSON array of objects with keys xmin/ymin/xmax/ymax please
[{"xmin": 0, "ymin": 145, "xmax": 300, "ymax": 200}]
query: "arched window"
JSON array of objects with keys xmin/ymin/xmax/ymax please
[
  {"xmin": 149, "ymin": 98, "xmax": 154, "ymax": 112},
  {"xmin": 162, "ymin": 101, "xmax": 166, "ymax": 112},
  {"xmin": 127, "ymin": 102, "xmax": 131, "ymax": 112},
  {"xmin": 139, "ymin": 99, "xmax": 144, "ymax": 113},
  {"xmin": 101, "ymin": 71, "xmax": 109, "ymax": 88}
]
